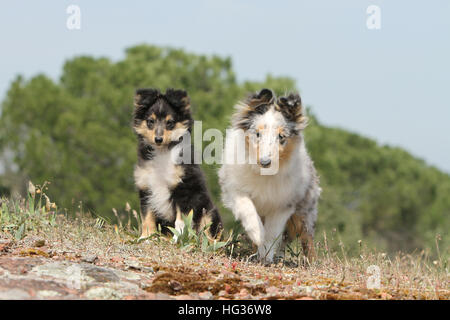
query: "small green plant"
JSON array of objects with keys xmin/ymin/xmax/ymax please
[
  {"xmin": 222, "ymin": 221, "xmax": 256, "ymax": 259},
  {"xmin": 168, "ymin": 210, "xmax": 228, "ymax": 253},
  {"xmin": 286, "ymin": 237, "xmax": 302, "ymax": 259},
  {"xmin": 94, "ymin": 217, "xmax": 106, "ymax": 229},
  {"xmin": 0, "ymin": 181, "xmax": 58, "ymax": 240}
]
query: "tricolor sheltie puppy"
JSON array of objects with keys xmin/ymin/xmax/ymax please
[
  {"xmin": 132, "ymin": 88, "xmax": 222, "ymax": 240},
  {"xmin": 219, "ymin": 89, "xmax": 321, "ymax": 263}
]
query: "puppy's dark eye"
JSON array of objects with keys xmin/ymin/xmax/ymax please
[
  {"xmin": 279, "ymin": 134, "xmax": 286, "ymax": 144},
  {"xmin": 256, "ymin": 132, "xmax": 260, "ymax": 138},
  {"xmin": 147, "ymin": 119, "xmax": 155, "ymax": 128},
  {"xmin": 166, "ymin": 120, "xmax": 175, "ymax": 130}
]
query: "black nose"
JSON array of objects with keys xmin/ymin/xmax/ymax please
[
  {"xmin": 155, "ymin": 137, "xmax": 163, "ymax": 144},
  {"xmin": 260, "ymin": 157, "xmax": 271, "ymax": 167}
]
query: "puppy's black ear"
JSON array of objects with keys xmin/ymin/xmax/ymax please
[
  {"xmin": 134, "ymin": 88, "xmax": 160, "ymax": 108},
  {"xmin": 277, "ymin": 93, "xmax": 307, "ymax": 130},
  {"xmin": 165, "ymin": 88, "xmax": 190, "ymax": 111},
  {"xmin": 254, "ymin": 88, "xmax": 274, "ymax": 101},
  {"xmin": 246, "ymin": 88, "xmax": 275, "ymax": 107},
  {"xmin": 133, "ymin": 88, "xmax": 160, "ymax": 121},
  {"xmin": 278, "ymin": 93, "xmax": 301, "ymax": 110}
]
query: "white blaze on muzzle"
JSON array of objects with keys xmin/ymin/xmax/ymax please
[
  {"xmin": 251, "ymin": 107, "xmax": 286, "ymax": 175},
  {"xmin": 257, "ymin": 127, "xmax": 280, "ymax": 175}
]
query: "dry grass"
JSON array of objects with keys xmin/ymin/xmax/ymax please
[{"xmin": 0, "ymin": 187, "xmax": 448, "ymax": 300}]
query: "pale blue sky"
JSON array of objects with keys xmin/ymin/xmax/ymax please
[{"xmin": 1, "ymin": 1, "xmax": 449, "ymax": 172}]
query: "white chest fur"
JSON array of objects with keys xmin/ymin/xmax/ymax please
[
  {"xmin": 244, "ymin": 167, "xmax": 307, "ymax": 216},
  {"xmin": 225, "ymin": 144, "xmax": 311, "ymax": 217},
  {"xmin": 134, "ymin": 146, "xmax": 183, "ymax": 221}
]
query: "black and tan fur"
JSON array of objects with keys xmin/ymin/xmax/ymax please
[{"xmin": 133, "ymin": 88, "xmax": 222, "ymax": 239}]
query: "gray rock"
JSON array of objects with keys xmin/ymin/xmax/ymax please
[
  {"xmin": 0, "ymin": 288, "xmax": 31, "ymax": 300},
  {"xmin": 84, "ymin": 287, "xmax": 123, "ymax": 300},
  {"xmin": 82, "ymin": 265, "xmax": 120, "ymax": 283},
  {"xmin": 32, "ymin": 262, "xmax": 120, "ymax": 285},
  {"xmin": 36, "ymin": 290, "xmax": 61, "ymax": 299},
  {"xmin": 32, "ymin": 261, "xmax": 78, "ymax": 280},
  {"xmin": 81, "ymin": 254, "xmax": 98, "ymax": 264},
  {"xmin": 198, "ymin": 291, "xmax": 213, "ymax": 300}
]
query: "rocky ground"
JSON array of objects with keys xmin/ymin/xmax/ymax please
[
  {"xmin": 0, "ymin": 190, "xmax": 448, "ymax": 300},
  {"xmin": 0, "ymin": 224, "xmax": 448, "ymax": 300}
]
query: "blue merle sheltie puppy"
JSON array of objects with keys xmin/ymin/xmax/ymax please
[
  {"xmin": 132, "ymin": 88, "xmax": 222, "ymax": 240},
  {"xmin": 219, "ymin": 89, "xmax": 321, "ymax": 263}
]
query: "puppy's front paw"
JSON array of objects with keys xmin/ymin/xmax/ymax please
[
  {"xmin": 173, "ymin": 219, "xmax": 185, "ymax": 242},
  {"xmin": 257, "ymin": 244, "xmax": 276, "ymax": 265},
  {"xmin": 246, "ymin": 220, "xmax": 265, "ymax": 247},
  {"xmin": 175, "ymin": 219, "xmax": 185, "ymax": 234}
]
